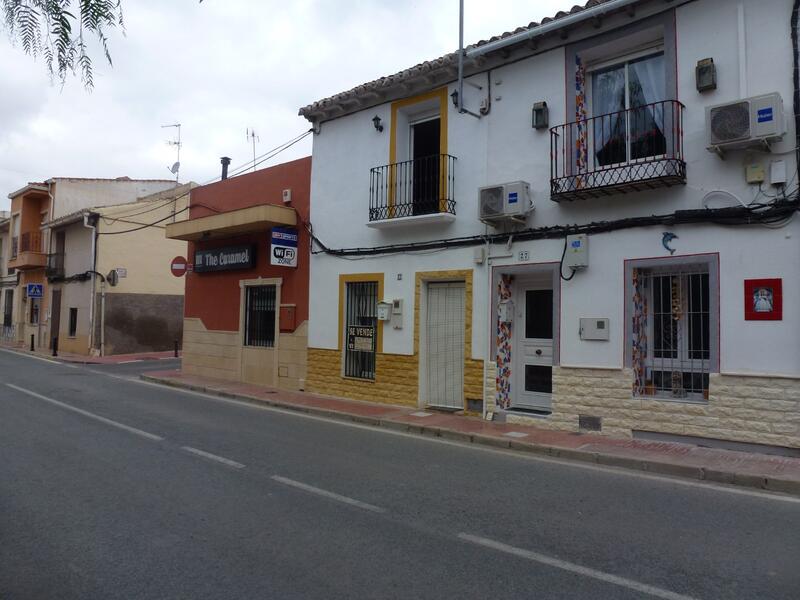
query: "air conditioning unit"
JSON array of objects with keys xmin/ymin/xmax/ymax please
[
  {"xmin": 706, "ymin": 92, "xmax": 785, "ymax": 153},
  {"xmin": 478, "ymin": 181, "xmax": 533, "ymax": 225}
]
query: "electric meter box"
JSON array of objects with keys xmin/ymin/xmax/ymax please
[
  {"xmin": 564, "ymin": 234, "xmax": 589, "ymax": 270},
  {"xmin": 579, "ymin": 318, "xmax": 610, "ymax": 341}
]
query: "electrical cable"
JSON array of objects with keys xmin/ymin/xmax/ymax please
[
  {"xmin": 310, "ymin": 199, "xmax": 800, "ymax": 258},
  {"xmin": 558, "ymin": 235, "xmax": 577, "ymax": 281},
  {"xmin": 97, "ymin": 206, "xmax": 190, "ymax": 235}
]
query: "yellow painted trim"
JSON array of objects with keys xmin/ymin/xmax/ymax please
[
  {"xmin": 388, "ymin": 87, "xmax": 449, "ymax": 215},
  {"xmin": 414, "ymin": 269, "xmax": 473, "ymax": 356},
  {"xmin": 414, "ymin": 269, "xmax": 474, "ymax": 411},
  {"xmin": 337, "ymin": 273, "xmax": 385, "ymax": 354}
]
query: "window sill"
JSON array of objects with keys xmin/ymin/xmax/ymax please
[
  {"xmin": 366, "ymin": 212, "xmax": 456, "ymax": 229},
  {"xmin": 341, "ymin": 375, "xmax": 376, "ymax": 383},
  {"xmin": 636, "ymin": 395, "xmax": 708, "ymax": 406}
]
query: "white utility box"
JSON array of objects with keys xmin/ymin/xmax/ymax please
[
  {"xmin": 564, "ymin": 234, "xmax": 589, "ymax": 270},
  {"xmin": 579, "ymin": 318, "xmax": 610, "ymax": 341}
]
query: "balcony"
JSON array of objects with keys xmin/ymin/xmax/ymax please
[
  {"xmin": 9, "ymin": 231, "xmax": 47, "ymax": 270},
  {"xmin": 550, "ymin": 100, "xmax": 686, "ymax": 202},
  {"xmin": 46, "ymin": 252, "xmax": 65, "ymax": 280},
  {"xmin": 368, "ymin": 154, "xmax": 457, "ymax": 228}
]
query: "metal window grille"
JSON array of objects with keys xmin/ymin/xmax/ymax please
[
  {"xmin": 244, "ymin": 285, "xmax": 276, "ymax": 347},
  {"xmin": 638, "ymin": 266, "xmax": 710, "ymax": 400},
  {"xmin": 3, "ymin": 290, "xmax": 12, "ymax": 328},
  {"xmin": 68, "ymin": 308, "xmax": 78, "ymax": 337},
  {"xmin": 344, "ymin": 281, "xmax": 377, "ymax": 379}
]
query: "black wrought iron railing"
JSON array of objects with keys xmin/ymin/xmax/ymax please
[
  {"xmin": 10, "ymin": 236, "xmax": 18, "ymax": 259},
  {"xmin": 550, "ymin": 100, "xmax": 686, "ymax": 202},
  {"xmin": 46, "ymin": 253, "xmax": 65, "ymax": 279},
  {"xmin": 369, "ymin": 154, "xmax": 456, "ymax": 222}
]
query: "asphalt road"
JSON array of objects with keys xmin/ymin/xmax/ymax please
[{"xmin": 1, "ymin": 348, "xmax": 799, "ymax": 600}]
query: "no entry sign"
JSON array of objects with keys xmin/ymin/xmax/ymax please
[{"xmin": 170, "ymin": 256, "xmax": 188, "ymax": 277}]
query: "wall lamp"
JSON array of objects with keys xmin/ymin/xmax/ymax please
[
  {"xmin": 372, "ymin": 115, "xmax": 384, "ymax": 132},
  {"xmin": 450, "ymin": 90, "xmax": 459, "ymax": 108}
]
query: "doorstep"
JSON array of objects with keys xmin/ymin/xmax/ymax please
[{"xmin": 141, "ymin": 369, "xmax": 800, "ymax": 498}]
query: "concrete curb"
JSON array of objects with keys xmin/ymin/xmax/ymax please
[{"xmin": 140, "ymin": 374, "xmax": 800, "ymax": 498}]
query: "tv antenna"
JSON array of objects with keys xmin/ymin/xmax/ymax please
[
  {"xmin": 161, "ymin": 123, "xmax": 182, "ymax": 183},
  {"xmin": 246, "ymin": 128, "xmax": 260, "ymax": 172}
]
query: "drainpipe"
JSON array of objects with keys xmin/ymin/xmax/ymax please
[
  {"xmin": 83, "ymin": 212, "xmax": 98, "ymax": 354},
  {"xmin": 100, "ymin": 278, "xmax": 106, "ymax": 357}
]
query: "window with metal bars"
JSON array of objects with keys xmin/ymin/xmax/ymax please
[
  {"xmin": 633, "ymin": 266, "xmax": 711, "ymax": 400},
  {"xmin": 344, "ymin": 281, "xmax": 378, "ymax": 380},
  {"xmin": 244, "ymin": 285, "xmax": 276, "ymax": 347}
]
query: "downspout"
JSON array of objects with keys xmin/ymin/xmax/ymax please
[
  {"xmin": 83, "ymin": 212, "xmax": 98, "ymax": 354},
  {"xmin": 791, "ymin": 0, "xmax": 800, "ymax": 171}
]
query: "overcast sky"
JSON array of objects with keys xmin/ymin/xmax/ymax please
[{"xmin": 0, "ymin": 0, "xmax": 568, "ymax": 210}]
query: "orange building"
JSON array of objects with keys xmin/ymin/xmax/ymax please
[
  {"xmin": 7, "ymin": 183, "xmax": 51, "ymax": 350},
  {"xmin": 166, "ymin": 157, "xmax": 311, "ymax": 390}
]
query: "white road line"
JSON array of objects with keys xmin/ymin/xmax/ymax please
[
  {"xmin": 117, "ymin": 360, "xmax": 142, "ymax": 364},
  {"xmin": 5, "ymin": 383, "xmax": 164, "ymax": 442},
  {"xmin": 180, "ymin": 446, "xmax": 245, "ymax": 469},
  {"xmin": 126, "ymin": 378, "xmax": 800, "ymax": 505},
  {"xmin": 271, "ymin": 475, "xmax": 386, "ymax": 513},
  {"xmin": 0, "ymin": 347, "xmax": 77, "ymax": 367},
  {"xmin": 459, "ymin": 533, "xmax": 701, "ymax": 600}
]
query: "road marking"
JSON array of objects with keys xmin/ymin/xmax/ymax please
[
  {"xmin": 503, "ymin": 431, "xmax": 529, "ymax": 438},
  {"xmin": 459, "ymin": 533, "xmax": 700, "ymax": 600},
  {"xmin": 5, "ymin": 383, "xmax": 164, "ymax": 442},
  {"xmin": 125, "ymin": 378, "xmax": 800, "ymax": 505},
  {"xmin": 0, "ymin": 347, "xmax": 77, "ymax": 368},
  {"xmin": 180, "ymin": 446, "xmax": 245, "ymax": 469},
  {"xmin": 117, "ymin": 360, "xmax": 142, "ymax": 364},
  {"xmin": 271, "ymin": 475, "xmax": 386, "ymax": 513}
]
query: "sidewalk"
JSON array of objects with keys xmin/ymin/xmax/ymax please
[
  {"xmin": 1, "ymin": 342, "xmax": 180, "ymax": 364},
  {"xmin": 142, "ymin": 369, "xmax": 800, "ymax": 497}
]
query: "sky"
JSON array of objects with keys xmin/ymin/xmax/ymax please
[{"xmin": 0, "ymin": 0, "xmax": 569, "ymax": 210}]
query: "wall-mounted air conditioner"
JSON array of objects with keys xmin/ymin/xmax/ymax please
[
  {"xmin": 706, "ymin": 92, "xmax": 785, "ymax": 154},
  {"xmin": 478, "ymin": 181, "xmax": 533, "ymax": 225}
]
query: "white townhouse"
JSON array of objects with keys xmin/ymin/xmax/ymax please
[{"xmin": 300, "ymin": 0, "xmax": 800, "ymax": 452}]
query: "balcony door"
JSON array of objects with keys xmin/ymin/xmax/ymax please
[
  {"xmin": 590, "ymin": 51, "xmax": 666, "ymax": 167},
  {"xmin": 410, "ymin": 117, "xmax": 440, "ymax": 216}
]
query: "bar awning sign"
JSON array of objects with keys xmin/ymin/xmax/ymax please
[{"xmin": 271, "ymin": 227, "xmax": 298, "ymax": 268}]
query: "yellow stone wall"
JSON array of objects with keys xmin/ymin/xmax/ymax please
[
  {"xmin": 307, "ymin": 348, "xmax": 483, "ymax": 408},
  {"xmin": 501, "ymin": 366, "xmax": 800, "ymax": 449}
]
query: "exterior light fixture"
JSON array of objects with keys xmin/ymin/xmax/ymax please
[
  {"xmin": 450, "ymin": 90, "xmax": 459, "ymax": 107},
  {"xmin": 372, "ymin": 115, "xmax": 384, "ymax": 132},
  {"xmin": 696, "ymin": 58, "xmax": 717, "ymax": 92},
  {"xmin": 532, "ymin": 101, "xmax": 549, "ymax": 129}
]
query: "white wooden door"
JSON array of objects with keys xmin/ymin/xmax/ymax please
[
  {"xmin": 513, "ymin": 283, "xmax": 554, "ymax": 411},
  {"xmin": 425, "ymin": 282, "xmax": 465, "ymax": 409}
]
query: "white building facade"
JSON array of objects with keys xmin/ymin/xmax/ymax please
[{"xmin": 301, "ymin": 0, "xmax": 800, "ymax": 451}]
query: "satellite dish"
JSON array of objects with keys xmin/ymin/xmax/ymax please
[{"xmin": 168, "ymin": 161, "xmax": 180, "ymax": 174}]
